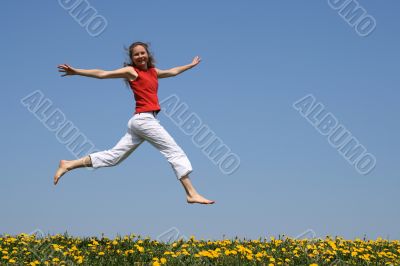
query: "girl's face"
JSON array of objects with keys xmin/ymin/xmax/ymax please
[{"xmin": 132, "ymin": 45, "xmax": 149, "ymax": 69}]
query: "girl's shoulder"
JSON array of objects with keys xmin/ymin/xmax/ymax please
[{"xmin": 145, "ymin": 67, "xmax": 157, "ymax": 77}]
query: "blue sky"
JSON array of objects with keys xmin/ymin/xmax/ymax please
[{"xmin": 1, "ymin": 1, "xmax": 399, "ymax": 240}]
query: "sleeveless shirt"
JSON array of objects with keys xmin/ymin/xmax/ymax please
[{"xmin": 129, "ymin": 67, "xmax": 161, "ymax": 113}]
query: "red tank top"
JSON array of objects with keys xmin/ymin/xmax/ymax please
[{"xmin": 129, "ymin": 66, "xmax": 161, "ymax": 113}]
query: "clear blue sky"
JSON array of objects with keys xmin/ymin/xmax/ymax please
[{"xmin": 1, "ymin": 1, "xmax": 399, "ymax": 240}]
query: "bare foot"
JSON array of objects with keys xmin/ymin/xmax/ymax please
[
  {"xmin": 54, "ymin": 160, "xmax": 71, "ymax": 185},
  {"xmin": 187, "ymin": 194, "xmax": 215, "ymax": 205}
]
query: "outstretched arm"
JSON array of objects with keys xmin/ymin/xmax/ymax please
[
  {"xmin": 156, "ymin": 56, "xmax": 201, "ymax": 79},
  {"xmin": 57, "ymin": 64, "xmax": 138, "ymax": 80}
]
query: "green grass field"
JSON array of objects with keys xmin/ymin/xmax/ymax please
[{"xmin": 1, "ymin": 233, "xmax": 399, "ymax": 265}]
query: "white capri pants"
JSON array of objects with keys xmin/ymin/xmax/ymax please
[{"xmin": 89, "ymin": 112, "xmax": 192, "ymax": 179}]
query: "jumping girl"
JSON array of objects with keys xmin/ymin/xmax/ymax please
[{"xmin": 54, "ymin": 41, "xmax": 215, "ymax": 205}]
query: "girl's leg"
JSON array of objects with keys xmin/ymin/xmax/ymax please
[
  {"xmin": 134, "ymin": 114, "xmax": 215, "ymax": 204},
  {"xmin": 54, "ymin": 118, "xmax": 144, "ymax": 185},
  {"xmin": 54, "ymin": 156, "xmax": 92, "ymax": 185},
  {"xmin": 180, "ymin": 175, "xmax": 215, "ymax": 204}
]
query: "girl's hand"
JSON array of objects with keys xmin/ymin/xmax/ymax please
[
  {"xmin": 57, "ymin": 64, "xmax": 77, "ymax": 77},
  {"xmin": 190, "ymin": 56, "xmax": 201, "ymax": 67}
]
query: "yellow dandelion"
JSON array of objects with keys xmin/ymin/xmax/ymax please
[
  {"xmin": 75, "ymin": 256, "xmax": 84, "ymax": 264},
  {"xmin": 29, "ymin": 260, "xmax": 40, "ymax": 266}
]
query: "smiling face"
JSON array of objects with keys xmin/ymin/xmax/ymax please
[{"xmin": 131, "ymin": 45, "xmax": 149, "ymax": 70}]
